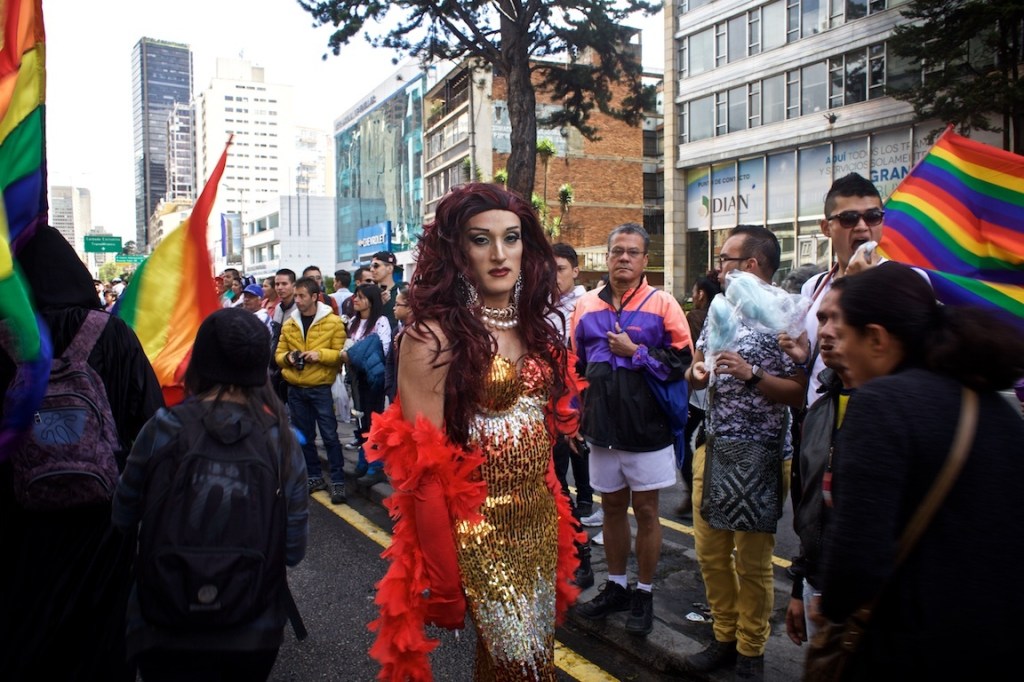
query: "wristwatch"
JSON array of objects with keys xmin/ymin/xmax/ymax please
[{"xmin": 745, "ymin": 365, "xmax": 764, "ymax": 388}]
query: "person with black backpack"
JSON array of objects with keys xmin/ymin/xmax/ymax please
[{"xmin": 112, "ymin": 307, "xmax": 308, "ymax": 681}]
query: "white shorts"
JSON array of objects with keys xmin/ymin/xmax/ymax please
[{"xmin": 588, "ymin": 442, "xmax": 677, "ymax": 493}]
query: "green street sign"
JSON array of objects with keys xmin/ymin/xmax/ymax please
[
  {"xmin": 84, "ymin": 235, "xmax": 123, "ymax": 253},
  {"xmin": 115, "ymin": 254, "xmax": 146, "ymax": 264}
]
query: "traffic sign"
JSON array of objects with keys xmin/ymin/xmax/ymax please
[
  {"xmin": 115, "ymin": 254, "xmax": 146, "ymax": 264},
  {"xmin": 84, "ymin": 235, "xmax": 123, "ymax": 253}
]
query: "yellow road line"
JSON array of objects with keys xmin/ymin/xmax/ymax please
[{"xmin": 314, "ymin": 493, "xmax": 617, "ymax": 681}]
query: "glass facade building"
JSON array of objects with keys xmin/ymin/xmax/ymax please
[
  {"xmin": 334, "ymin": 71, "xmax": 424, "ymax": 266},
  {"xmin": 132, "ymin": 38, "xmax": 193, "ymax": 251}
]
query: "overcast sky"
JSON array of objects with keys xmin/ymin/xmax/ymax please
[{"xmin": 43, "ymin": 0, "xmax": 664, "ymax": 241}]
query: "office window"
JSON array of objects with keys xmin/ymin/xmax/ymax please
[
  {"xmin": 801, "ymin": 62, "xmax": 827, "ymax": 115},
  {"xmin": 846, "ymin": 0, "xmax": 868, "ymax": 21},
  {"xmin": 763, "ymin": 1, "xmax": 787, "ymax": 51},
  {"xmin": 716, "ymin": 92, "xmax": 728, "ymax": 135},
  {"xmin": 764, "ymin": 74, "xmax": 785, "ymax": 124},
  {"xmin": 845, "ymin": 49, "xmax": 867, "ymax": 103},
  {"xmin": 716, "ymin": 22, "xmax": 728, "ymax": 67},
  {"xmin": 689, "ymin": 28, "xmax": 715, "ymax": 76},
  {"xmin": 829, "ymin": 56, "xmax": 845, "ymax": 108},
  {"xmin": 786, "ymin": 70, "xmax": 801, "ymax": 119},
  {"xmin": 728, "ymin": 86, "xmax": 747, "ymax": 132},
  {"xmin": 868, "ymin": 43, "xmax": 886, "ymax": 98},
  {"xmin": 787, "ymin": 0, "xmax": 800, "ymax": 43},
  {"xmin": 728, "ymin": 16, "xmax": 747, "ymax": 63},
  {"xmin": 749, "ymin": 10, "xmax": 761, "ymax": 55},
  {"xmin": 749, "ymin": 81, "xmax": 762, "ymax": 128},
  {"xmin": 802, "ymin": 0, "xmax": 827, "ymax": 37},
  {"xmin": 690, "ymin": 95, "xmax": 715, "ymax": 141}
]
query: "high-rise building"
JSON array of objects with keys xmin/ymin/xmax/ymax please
[
  {"xmin": 131, "ymin": 37, "xmax": 193, "ymax": 253},
  {"xmin": 166, "ymin": 101, "xmax": 196, "ymax": 203},
  {"xmin": 48, "ymin": 185, "xmax": 92, "ymax": 255},
  {"xmin": 196, "ymin": 58, "xmax": 305, "ymax": 272}
]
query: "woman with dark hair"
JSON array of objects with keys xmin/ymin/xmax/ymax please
[
  {"xmin": 815, "ymin": 263, "xmax": 1024, "ymax": 679},
  {"xmin": 112, "ymin": 307, "xmax": 308, "ymax": 681},
  {"xmin": 341, "ymin": 283, "xmax": 391, "ymax": 486},
  {"xmin": 383, "ymin": 281, "xmax": 411, "ymax": 404},
  {"xmin": 366, "ymin": 183, "xmax": 584, "ymax": 680}
]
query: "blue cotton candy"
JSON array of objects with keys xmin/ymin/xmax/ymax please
[{"xmin": 706, "ymin": 272, "xmax": 811, "ymax": 355}]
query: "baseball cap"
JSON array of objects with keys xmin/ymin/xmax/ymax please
[
  {"xmin": 242, "ymin": 283, "xmax": 264, "ymax": 297},
  {"xmin": 372, "ymin": 251, "xmax": 397, "ymax": 266},
  {"xmin": 112, "ymin": 277, "xmax": 122, "ymax": 283}
]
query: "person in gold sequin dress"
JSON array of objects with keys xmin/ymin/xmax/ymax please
[{"xmin": 366, "ymin": 184, "xmax": 585, "ymax": 681}]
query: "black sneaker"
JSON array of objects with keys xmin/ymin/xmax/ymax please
[
  {"xmin": 575, "ymin": 581, "xmax": 631, "ymax": 620},
  {"xmin": 735, "ymin": 654, "xmax": 764, "ymax": 681},
  {"xmin": 624, "ymin": 589, "xmax": 653, "ymax": 636},
  {"xmin": 574, "ymin": 501, "xmax": 593, "ymax": 520},
  {"xmin": 307, "ymin": 477, "xmax": 328, "ymax": 495},
  {"xmin": 330, "ymin": 483, "xmax": 347, "ymax": 505},
  {"xmin": 682, "ymin": 639, "xmax": 738, "ymax": 674},
  {"xmin": 572, "ymin": 564, "xmax": 594, "ymax": 590}
]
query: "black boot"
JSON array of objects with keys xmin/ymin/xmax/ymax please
[{"xmin": 572, "ymin": 540, "xmax": 594, "ymax": 589}]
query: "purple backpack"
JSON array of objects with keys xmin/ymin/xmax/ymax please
[{"xmin": 12, "ymin": 310, "xmax": 120, "ymax": 510}]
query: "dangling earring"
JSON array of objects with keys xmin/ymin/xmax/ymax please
[
  {"xmin": 512, "ymin": 272, "xmax": 523, "ymax": 307},
  {"xmin": 458, "ymin": 273, "xmax": 480, "ymax": 308}
]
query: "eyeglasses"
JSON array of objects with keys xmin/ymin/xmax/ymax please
[
  {"xmin": 717, "ymin": 255, "xmax": 750, "ymax": 265},
  {"xmin": 609, "ymin": 248, "xmax": 646, "ymax": 259},
  {"xmin": 370, "ymin": 262, "xmax": 392, "ymax": 269},
  {"xmin": 827, "ymin": 208, "xmax": 885, "ymax": 229}
]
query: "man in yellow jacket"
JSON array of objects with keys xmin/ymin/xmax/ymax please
[{"xmin": 276, "ymin": 276, "xmax": 348, "ymax": 504}]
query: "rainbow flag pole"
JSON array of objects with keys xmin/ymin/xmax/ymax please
[
  {"xmin": 879, "ymin": 125, "xmax": 1024, "ymax": 334},
  {"xmin": 117, "ymin": 136, "xmax": 232, "ymax": 405}
]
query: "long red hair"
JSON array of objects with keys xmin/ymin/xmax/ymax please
[{"xmin": 407, "ymin": 183, "xmax": 568, "ymax": 446}]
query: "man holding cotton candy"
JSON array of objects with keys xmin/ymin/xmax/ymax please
[{"xmin": 682, "ymin": 225, "xmax": 808, "ymax": 681}]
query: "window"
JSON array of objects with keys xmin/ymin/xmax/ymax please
[
  {"xmin": 728, "ymin": 86, "xmax": 747, "ymax": 132},
  {"xmin": 728, "ymin": 16, "xmax": 747, "ymax": 63},
  {"xmin": 689, "ymin": 28, "xmax": 715, "ymax": 76},
  {"xmin": 787, "ymin": 0, "xmax": 800, "ymax": 43},
  {"xmin": 801, "ymin": 62, "xmax": 827, "ymax": 115},
  {"xmin": 786, "ymin": 70, "xmax": 801, "ymax": 119},
  {"xmin": 690, "ymin": 95, "xmax": 715, "ymax": 141},
  {"xmin": 762, "ymin": 75, "xmax": 785, "ymax": 124},
  {"xmin": 748, "ymin": 81, "xmax": 762, "ymax": 128},
  {"xmin": 763, "ymin": 1, "xmax": 787, "ymax": 51},
  {"xmin": 845, "ymin": 0, "xmax": 868, "ymax": 21},
  {"xmin": 716, "ymin": 22, "xmax": 728, "ymax": 67},
  {"xmin": 845, "ymin": 49, "xmax": 867, "ymax": 103},
  {"xmin": 868, "ymin": 43, "xmax": 886, "ymax": 98},
  {"xmin": 715, "ymin": 92, "xmax": 728, "ymax": 135},
  {"xmin": 802, "ymin": 0, "xmax": 827, "ymax": 37},
  {"xmin": 749, "ymin": 10, "xmax": 761, "ymax": 55}
]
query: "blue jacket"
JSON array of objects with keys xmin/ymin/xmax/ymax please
[{"xmin": 347, "ymin": 333, "xmax": 385, "ymax": 396}]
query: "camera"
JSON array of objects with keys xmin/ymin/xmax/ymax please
[{"xmin": 291, "ymin": 351, "xmax": 305, "ymax": 370}]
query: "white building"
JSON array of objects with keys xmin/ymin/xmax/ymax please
[
  {"xmin": 242, "ymin": 195, "xmax": 337, "ymax": 282},
  {"xmin": 49, "ymin": 185, "xmax": 91, "ymax": 256},
  {"xmin": 662, "ymin": 0, "xmax": 1000, "ymax": 294},
  {"xmin": 195, "ymin": 58, "xmax": 334, "ymax": 274}
]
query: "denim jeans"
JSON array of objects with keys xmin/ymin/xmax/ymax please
[{"xmin": 288, "ymin": 383, "xmax": 345, "ymax": 484}]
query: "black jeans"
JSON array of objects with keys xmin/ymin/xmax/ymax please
[{"xmin": 553, "ymin": 436, "xmax": 592, "ymax": 507}]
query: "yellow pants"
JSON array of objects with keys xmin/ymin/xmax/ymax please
[{"xmin": 691, "ymin": 444, "xmax": 791, "ymax": 658}]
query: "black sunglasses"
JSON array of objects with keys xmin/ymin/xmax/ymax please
[{"xmin": 826, "ymin": 208, "xmax": 885, "ymax": 229}]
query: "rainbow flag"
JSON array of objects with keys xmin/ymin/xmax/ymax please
[
  {"xmin": 0, "ymin": 0, "xmax": 52, "ymax": 457},
  {"xmin": 879, "ymin": 126, "xmax": 1024, "ymax": 334},
  {"xmin": 117, "ymin": 138, "xmax": 232, "ymax": 405}
]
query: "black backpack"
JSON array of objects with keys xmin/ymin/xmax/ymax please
[{"xmin": 136, "ymin": 400, "xmax": 303, "ymax": 635}]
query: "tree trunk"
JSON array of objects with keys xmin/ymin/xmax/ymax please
[{"xmin": 501, "ymin": 8, "xmax": 537, "ymax": 201}]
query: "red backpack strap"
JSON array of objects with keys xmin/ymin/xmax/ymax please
[{"xmin": 63, "ymin": 310, "xmax": 110, "ymax": 362}]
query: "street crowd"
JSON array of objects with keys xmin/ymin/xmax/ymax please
[{"xmin": 1, "ymin": 175, "xmax": 1022, "ymax": 682}]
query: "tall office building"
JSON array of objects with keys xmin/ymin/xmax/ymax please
[
  {"xmin": 132, "ymin": 37, "xmax": 193, "ymax": 252},
  {"xmin": 195, "ymin": 58, "xmax": 301, "ymax": 271},
  {"xmin": 49, "ymin": 185, "xmax": 92, "ymax": 255}
]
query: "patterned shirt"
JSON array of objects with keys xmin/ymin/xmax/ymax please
[{"xmin": 697, "ymin": 320, "xmax": 796, "ymax": 456}]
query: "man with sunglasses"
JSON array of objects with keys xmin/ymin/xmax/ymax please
[
  {"xmin": 369, "ymin": 251, "xmax": 399, "ymax": 331},
  {"xmin": 786, "ymin": 173, "xmax": 885, "ymax": 404}
]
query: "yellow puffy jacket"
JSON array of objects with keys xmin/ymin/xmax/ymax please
[{"xmin": 275, "ymin": 302, "xmax": 346, "ymax": 387}]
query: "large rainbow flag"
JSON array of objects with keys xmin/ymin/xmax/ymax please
[
  {"xmin": 117, "ymin": 138, "xmax": 231, "ymax": 405},
  {"xmin": 0, "ymin": 0, "xmax": 52, "ymax": 457},
  {"xmin": 879, "ymin": 126, "xmax": 1024, "ymax": 334}
]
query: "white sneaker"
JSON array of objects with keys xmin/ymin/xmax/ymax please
[
  {"xmin": 591, "ymin": 530, "xmax": 604, "ymax": 545},
  {"xmin": 581, "ymin": 508, "xmax": 604, "ymax": 527}
]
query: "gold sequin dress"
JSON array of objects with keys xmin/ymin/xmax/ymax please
[{"xmin": 455, "ymin": 355, "xmax": 559, "ymax": 681}]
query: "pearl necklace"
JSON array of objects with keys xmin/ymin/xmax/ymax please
[{"xmin": 480, "ymin": 304, "xmax": 519, "ymax": 330}]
